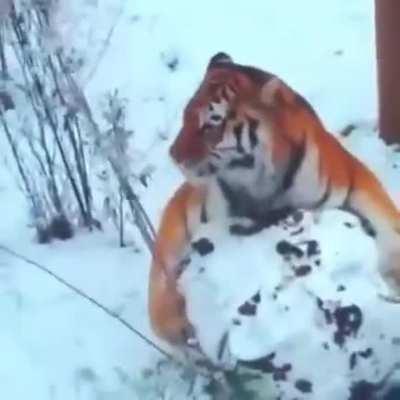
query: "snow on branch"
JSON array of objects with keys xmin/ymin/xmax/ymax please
[{"xmin": 0, "ymin": 0, "xmax": 154, "ymax": 249}]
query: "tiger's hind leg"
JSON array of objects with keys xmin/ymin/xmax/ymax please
[{"xmin": 341, "ymin": 164, "xmax": 400, "ymax": 299}]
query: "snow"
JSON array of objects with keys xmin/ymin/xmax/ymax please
[
  {"xmin": 180, "ymin": 207, "xmax": 400, "ymax": 399},
  {"xmin": 1, "ymin": 0, "xmax": 400, "ymax": 399},
  {"xmin": 0, "ymin": 227, "xmax": 157, "ymax": 399}
]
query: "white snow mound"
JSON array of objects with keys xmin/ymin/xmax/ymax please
[{"xmin": 180, "ymin": 209, "xmax": 400, "ymax": 399}]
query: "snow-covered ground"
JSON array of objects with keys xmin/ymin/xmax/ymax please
[{"xmin": 2, "ymin": 0, "xmax": 400, "ymax": 399}]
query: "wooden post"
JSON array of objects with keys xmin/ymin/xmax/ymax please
[{"xmin": 375, "ymin": 0, "xmax": 400, "ymax": 144}]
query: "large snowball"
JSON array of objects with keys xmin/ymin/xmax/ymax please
[{"xmin": 179, "ymin": 210, "xmax": 400, "ymax": 399}]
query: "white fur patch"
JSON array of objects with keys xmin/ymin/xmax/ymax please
[
  {"xmin": 286, "ymin": 141, "xmax": 325, "ymax": 207},
  {"xmin": 199, "ymin": 99, "xmax": 229, "ymax": 128}
]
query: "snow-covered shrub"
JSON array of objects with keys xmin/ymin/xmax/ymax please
[
  {"xmin": 0, "ymin": 1, "xmax": 155, "ymax": 249},
  {"xmin": 0, "ymin": 0, "xmax": 100, "ymax": 241},
  {"xmin": 88, "ymin": 89, "xmax": 155, "ymax": 251}
]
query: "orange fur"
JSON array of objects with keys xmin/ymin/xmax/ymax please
[{"xmin": 258, "ymin": 78, "xmax": 400, "ymax": 230}]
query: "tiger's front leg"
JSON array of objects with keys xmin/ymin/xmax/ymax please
[{"xmin": 148, "ymin": 183, "xmax": 205, "ymax": 346}]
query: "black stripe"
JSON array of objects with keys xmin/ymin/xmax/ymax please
[
  {"xmin": 248, "ymin": 117, "xmax": 259, "ymax": 148},
  {"xmin": 230, "ymin": 222, "xmax": 265, "ymax": 236},
  {"xmin": 261, "ymin": 207, "xmax": 293, "ymax": 227},
  {"xmin": 230, "ymin": 207, "xmax": 294, "ymax": 235},
  {"xmin": 217, "ymin": 178, "xmax": 236, "ymax": 216},
  {"xmin": 359, "ymin": 217, "xmax": 377, "ymax": 238},
  {"xmin": 348, "ymin": 209, "xmax": 377, "ymax": 238},
  {"xmin": 217, "ymin": 177, "xmax": 271, "ymax": 220},
  {"xmin": 208, "ymin": 162, "xmax": 217, "ymax": 174},
  {"xmin": 228, "ymin": 154, "xmax": 255, "ymax": 169},
  {"xmin": 340, "ymin": 198, "xmax": 377, "ymax": 238},
  {"xmin": 200, "ymin": 202, "xmax": 208, "ymax": 223},
  {"xmin": 281, "ymin": 137, "xmax": 306, "ymax": 192},
  {"xmin": 233, "ymin": 123, "xmax": 245, "ymax": 153},
  {"xmin": 342, "ymin": 174, "xmax": 354, "ymax": 209},
  {"xmin": 313, "ymin": 179, "xmax": 331, "ymax": 208}
]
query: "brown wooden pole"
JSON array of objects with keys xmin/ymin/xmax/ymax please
[{"xmin": 375, "ymin": 0, "xmax": 400, "ymax": 144}]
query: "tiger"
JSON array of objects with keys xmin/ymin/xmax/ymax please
[{"xmin": 149, "ymin": 52, "xmax": 400, "ymax": 347}]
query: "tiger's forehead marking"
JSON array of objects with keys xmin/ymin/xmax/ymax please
[{"xmin": 208, "ymin": 63, "xmax": 275, "ymax": 86}]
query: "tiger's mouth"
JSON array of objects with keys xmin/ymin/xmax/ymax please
[
  {"xmin": 181, "ymin": 161, "xmax": 220, "ymax": 181},
  {"xmin": 177, "ymin": 142, "xmax": 256, "ymax": 183},
  {"xmin": 176, "ymin": 157, "xmax": 220, "ymax": 183}
]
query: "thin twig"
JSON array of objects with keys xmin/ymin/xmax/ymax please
[
  {"xmin": 0, "ymin": 242, "xmax": 232, "ymax": 393},
  {"xmin": 119, "ymin": 186, "xmax": 125, "ymax": 247},
  {"xmin": 83, "ymin": 3, "xmax": 124, "ymax": 87},
  {"xmin": 0, "ymin": 243, "xmax": 173, "ymax": 360},
  {"xmin": 0, "ymin": 23, "xmax": 9, "ymax": 79},
  {"xmin": 9, "ymin": 5, "xmax": 90, "ymax": 226}
]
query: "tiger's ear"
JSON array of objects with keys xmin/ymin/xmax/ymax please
[
  {"xmin": 260, "ymin": 77, "xmax": 296, "ymax": 106},
  {"xmin": 207, "ymin": 52, "xmax": 233, "ymax": 69}
]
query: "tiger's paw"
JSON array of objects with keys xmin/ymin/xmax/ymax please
[{"xmin": 182, "ymin": 323, "xmax": 199, "ymax": 347}]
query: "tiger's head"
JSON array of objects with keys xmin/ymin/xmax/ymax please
[{"xmin": 169, "ymin": 52, "xmax": 324, "ymax": 186}]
